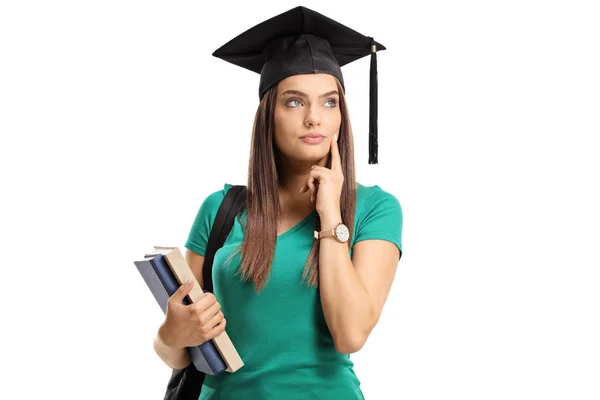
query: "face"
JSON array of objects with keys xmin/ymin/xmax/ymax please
[{"xmin": 273, "ymin": 74, "xmax": 341, "ymax": 163}]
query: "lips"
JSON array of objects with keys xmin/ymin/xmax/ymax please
[
  {"xmin": 300, "ymin": 134, "xmax": 325, "ymax": 144},
  {"xmin": 300, "ymin": 133, "xmax": 324, "ymax": 139}
]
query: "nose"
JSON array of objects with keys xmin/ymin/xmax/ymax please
[{"xmin": 304, "ymin": 104, "xmax": 321, "ymax": 128}]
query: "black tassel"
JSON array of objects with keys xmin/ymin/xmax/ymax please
[{"xmin": 369, "ymin": 38, "xmax": 378, "ymax": 164}]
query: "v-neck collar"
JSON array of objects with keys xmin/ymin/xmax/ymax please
[{"xmin": 276, "ymin": 209, "xmax": 318, "ymax": 241}]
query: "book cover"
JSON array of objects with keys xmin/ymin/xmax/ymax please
[
  {"xmin": 146, "ymin": 246, "xmax": 244, "ymax": 373},
  {"xmin": 134, "ymin": 254, "xmax": 227, "ymax": 375}
]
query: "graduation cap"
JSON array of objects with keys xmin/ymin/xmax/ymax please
[{"xmin": 212, "ymin": 6, "xmax": 385, "ymax": 164}]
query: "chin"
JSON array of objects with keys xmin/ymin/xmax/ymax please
[{"xmin": 298, "ymin": 148, "xmax": 328, "ymax": 161}]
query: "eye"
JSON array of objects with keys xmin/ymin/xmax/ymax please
[
  {"xmin": 324, "ymin": 98, "xmax": 338, "ymax": 108},
  {"xmin": 286, "ymin": 98, "xmax": 302, "ymax": 108}
]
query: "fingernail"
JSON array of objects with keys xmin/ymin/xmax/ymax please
[
  {"xmin": 186, "ymin": 279, "xmax": 192, "ymax": 285},
  {"xmin": 334, "ymin": 134, "xmax": 337, "ymax": 141}
]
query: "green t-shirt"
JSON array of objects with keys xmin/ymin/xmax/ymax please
[{"xmin": 185, "ymin": 182, "xmax": 403, "ymax": 400}]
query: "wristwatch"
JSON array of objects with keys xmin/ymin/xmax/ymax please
[{"xmin": 314, "ymin": 222, "xmax": 350, "ymax": 243}]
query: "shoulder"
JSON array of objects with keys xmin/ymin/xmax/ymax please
[
  {"xmin": 185, "ymin": 183, "xmax": 235, "ymax": 256},
  {"xmin": 355, "ymin": 182, "xmax": 402, "ymax": 216},
  {"xmin": 201, "ymin": 183, "xmax": 234, "ymax": 212},
  {"xmin": 352, "ymin": 182, "xmax": 403, "ymax": 254}
]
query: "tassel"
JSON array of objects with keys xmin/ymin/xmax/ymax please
[{"xmin": 369, "ymin": 38, "xmax": 378, "ymax": 164}]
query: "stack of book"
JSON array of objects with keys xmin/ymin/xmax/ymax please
[{"xmin": 134, "ymin": 246, "xmax": 243, "ymax": 375}]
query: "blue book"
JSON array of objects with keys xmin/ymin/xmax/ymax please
[{"xmin": 134, "ymin": 254, "xmax": 227, "ymax": 375}]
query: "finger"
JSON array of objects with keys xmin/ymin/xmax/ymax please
[
  {"xmin": 169, "ymin": 279, "xmax": 194, "ymax": 303},
  {"xmin": 308, "ymin": 180, "xmax": 317, "ymax": 203},
  {"xmin": 199, "ymin": 316, "xmax": 226, "ymax": 343},
  {"xmin": 300, "ymin": 182, "xmax": 313, "ymax": 194},
  {"xmin": 309, "ymin": 169, "xmax": 329, "ymax": 202},
  {"xmin": 309, "ymin": 168, "xmax": 330, "ymax": 188},
  {"xmin": 205, "ymin": 310, "xmax": 225, "ymax": 330},
  {"xmin": 200, "ymin": 299, "xmax": 221, "ymax": 319},
  {"xmin": 302, "ymin": 164, "xmax": 322, "ymax": 194},
  {"xmin": 330, "ymin": 133, "xmax": 342, "ymax": 172},
  {"xmin": 307, "ymin": 173, "xmax": 318, "ymax": 200},
  {"xmin": 195, "ymin": 292, "xmax": 217, "ymax": 311},
  {"xmin": 207, "ymin": 317, "xmax": 227, "ymax": 337}
]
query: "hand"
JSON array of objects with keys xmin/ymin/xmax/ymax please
[
  {"xmin": 300, "ymin": 134, "xmax": 344, "ymax": 219},
  {"xmin": 159, "ymin": 280, "xmax": 226, "ymax": 349}
]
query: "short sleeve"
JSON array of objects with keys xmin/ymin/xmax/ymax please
[
  {"xmin": 354, "ymin": 186, "xmax": 403, "ymax": 259},
  {"xmin": 184, "ymin": 183, "xmax": 232, "ymax": 257}
]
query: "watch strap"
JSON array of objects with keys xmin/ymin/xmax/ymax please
[
  {"xmin": 314, "ymin": 223, "xmax": 341, "ymax": 240},
  {"xmin": 314, "ymin": 228, "xmax": 332, "ymax": 240}
]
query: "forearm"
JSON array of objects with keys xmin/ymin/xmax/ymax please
[
  {"xmin": 318, "ymin": 213, "xmax": 374, "ymax": 353},
  {"xmin": 154, "ymin": 322, "xmax": 191, "ymax": 369}
]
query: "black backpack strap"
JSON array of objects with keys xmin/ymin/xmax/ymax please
[
  {"xmin": 202, "ymin": 185, "xmax": 247, "ymax": 293},
  {"xmin": 163, "ymin": 185, "xmax": 247, "ymax": 400}
]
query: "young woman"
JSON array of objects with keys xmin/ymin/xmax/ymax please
[{"xmin": 153, "ymin": 6, "xmax": 403, "ymax": 399}]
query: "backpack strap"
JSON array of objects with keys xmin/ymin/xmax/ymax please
[{"xmin": 202, "ymin": 185, "xmax": 247, "ymax": 293}]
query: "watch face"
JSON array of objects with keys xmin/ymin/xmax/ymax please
[{"xmin": 335, "ymin": 224, "xmax": 350, "ymax": 243}]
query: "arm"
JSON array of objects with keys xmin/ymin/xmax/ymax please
[
  {"xmin": 153, "ymin": 249, "xmax": 206, "ymax": 368},
  {"xmin": 318, "ymin": 213, "xmax": 400, "ymax": 354},
  {"xmin": 305, "ymin": 135, "xmax": 402, "ymax": 354},
  {"xmin": 154, "ymin": 324, "xmax": 190, "ymax": 369}
]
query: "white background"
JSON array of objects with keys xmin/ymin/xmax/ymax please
[{"xmin": 1, "ymin": 0, "xmax": 599, "ymax": 399}]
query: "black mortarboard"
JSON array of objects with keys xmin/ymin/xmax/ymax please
[{"xmin": 212, "ymin": 6, "xmax": 385, "ymax": 164}]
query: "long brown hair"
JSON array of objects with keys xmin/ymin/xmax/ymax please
[{"xmin": 227, "ymin": 78, "xmax": 356, "ymax": 293}]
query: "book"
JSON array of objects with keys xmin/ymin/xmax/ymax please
[
  {"xmin": 134, "ymin": 253, "xmax": 227, "ymax": 375},
  {"xmin": 145, "ymin": 246, "xmax": 244, "ymax": 373}
]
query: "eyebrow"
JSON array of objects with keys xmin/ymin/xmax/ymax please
[{"xmin": 280, "ymin": 89, "xmax": 339, "ymax": 98}]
